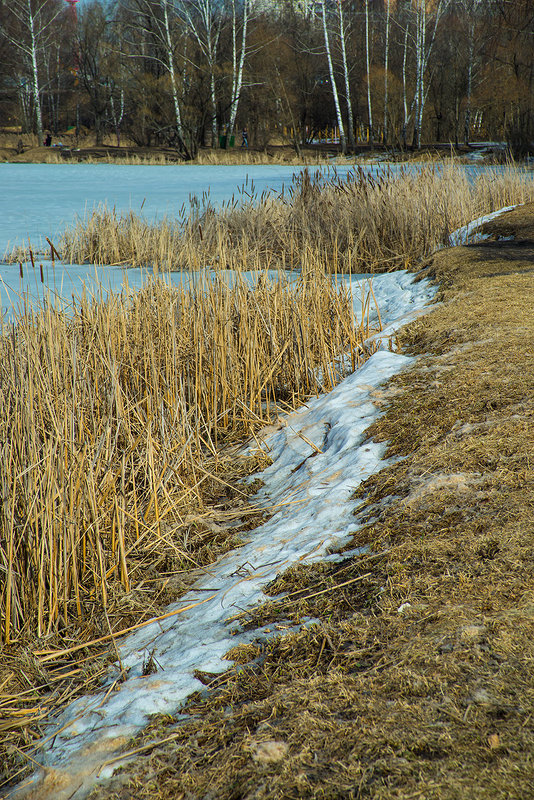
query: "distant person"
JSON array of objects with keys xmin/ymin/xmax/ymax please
[
  {"xmin": 16, "ymin": 138, "xmax": 23, "ymax": 154},
  {"xmin": 45, "ymin": 132, "xmax": 52, "ymax": 147},
  {"xmin": 241, "ymin": 127, "xmax": 248, "ymax": 148}
]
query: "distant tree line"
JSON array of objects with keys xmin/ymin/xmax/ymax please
[{"xmin": 0, "ymin": 0, "xmax": 532, "ymax": 156}]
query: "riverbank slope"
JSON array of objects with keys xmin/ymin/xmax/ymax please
[{"xmin": 87, "ymin": 203, "xmax": 534, "ymax": 799}]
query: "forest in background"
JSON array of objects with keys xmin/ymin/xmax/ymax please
[{"xmin": 0, "ymin": 0, "xmax": 533, "ymax": 159}]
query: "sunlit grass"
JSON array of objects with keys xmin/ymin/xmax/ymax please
[
  {"xmin": 0, "ymin": 267, "xmax": 373, "ymax": 643},
  {"xmin": 52, "ymin": 164, "xmax": 534, "ymax": 274}
]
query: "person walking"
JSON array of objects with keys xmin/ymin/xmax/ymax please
[{"xmin": 241, "ymin": 127, "xmax": 248, "ymax": 148}]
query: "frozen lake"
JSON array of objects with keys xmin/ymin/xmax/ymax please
[
  {"xmin": 0, "ymin": 163, "xmax": 358, "ymax": 317},
  {"xmin": 0, "ymin": 161, "xmax": 518, "ymax": 318},
  {"xmin": 0, "ymin": 162, "xmax": 356, "ymax": 253}
]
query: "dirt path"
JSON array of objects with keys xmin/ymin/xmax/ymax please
[{"xmin": 19, "ymin": 204, "xmax": 534, "ymax": 799}]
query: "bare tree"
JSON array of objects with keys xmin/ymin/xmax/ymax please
[
  {"xmin": 0, "ymin": 0, "xmax": 65, "ymax": 145},
  {"xmin": 319, "ymin": 0, "xmax": 346, "ymax": 153},
  {"xmin": 412, "ymin": 0, "xmax": 448, "ymax": 148},
  {"xmin": 383, "ymin": 0, "xmax": 390, "ymax": 144},
  {"xmin": 336, "ymin": 0, "xmax": 355, "ymax": 151},
  {"xmin": 175, "ymin": 0, "xmax": 221, "ymax": 146},
  {"xmin": 454, "ymin": 0, "xmax": 484, "ymax": 145},
  {"xmin": 364, "ymin": 0, "xmax": 373, "ymax": 145},
  {"xmin": 122, "ymin": 0, "xmax": 190, "ymax": 154},
  {"xmin": 228, "ymin": 0, "xmax": 250, "ymax": 136}
]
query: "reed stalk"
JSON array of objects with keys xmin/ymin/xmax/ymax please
[
  {"xmin": 0, "ymin": 267, "xmax": 366, "ymax": 642},
  {"xmin": 45, "ymin": 164, "xmax": 534, "ymax": 275}
]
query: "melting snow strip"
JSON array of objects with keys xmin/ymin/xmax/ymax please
[
  {"xmin": 9, "ymin": 271, "xmax": 436, "ymax": 799},
  {"xmin": 447, "ymin": 205, "xmax": 516, "ymax": 246},
  {"xmin": 10, "ymin": 205, "xmax": 515, "ymax": 797}
]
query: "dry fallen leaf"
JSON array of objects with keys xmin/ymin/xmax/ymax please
[{"xmin": 488, "ymin": 734, "xmax": 500, "ymax": 749}]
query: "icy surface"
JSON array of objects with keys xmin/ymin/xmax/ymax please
[
  {"xmin": 0, "ymin": 163, "xmax": 360, "ymax": 254},
  {"xmin": 448, "ymin": 206, "xmax": 516, "ymax": 246},
  {"xmin": 0, "ymin": 162, "xmax": 514, "ymax": 318}
]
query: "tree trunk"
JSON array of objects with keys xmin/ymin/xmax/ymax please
[
  {"xmin": 383, "ymin": 0, "xmax": 390, "ymax": 145},
  {"xmin": 402, "ymin": 21, "xmax": 409, "ymax": 149},
  {"xmin": 365, "ymin": 0, "xmax": 373, "ymax": 147},
  {"xmin": 464, "ymin": 19, "xmax": 475, "ymax": 145},
  {"xmin": 161, "ymin": 0, "xmax": 185, "ymax": 146},
  {"xmin": 337, "ymin": 0, "xmax": 355, "ymax": 151},
  {"xmin": 229, "ymin": 0, "xmax": 248, "ymax": 135},
  {"xmin": 28, "ymin": 0, "xmax": 44, "ymax": 146},
  {"xmin": 321, "ymin": 0, "xmax": 346, "ymax": 154}
]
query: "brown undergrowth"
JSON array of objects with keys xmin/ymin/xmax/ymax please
[{"xmin": 86, "ymin": 203, "xmax": 534, "ymax": 799}]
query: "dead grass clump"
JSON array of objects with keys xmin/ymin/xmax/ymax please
[
  {"xmin": 55, "ymin": 163, "xmax": 534, "ymax": 275},
  {"xmin": 0, "ymin": 268, "xmax": 366, "ymax": 645}
]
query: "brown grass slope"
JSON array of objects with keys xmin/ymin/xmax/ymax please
[{"xmin": 87, "ymin": 203, "xmax": 534, "ymax": 800}]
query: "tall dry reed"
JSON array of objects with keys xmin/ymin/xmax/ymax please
[
  {"xmin": 0, "ymin": 267, "xmax": 369, "ymax": 643},
  {"xmin": 55, "ymin": 164, "xmax": 534, "ymax": 274}
]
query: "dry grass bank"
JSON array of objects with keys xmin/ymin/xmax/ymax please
[
  {"xmin": 83, "ymin": 205, "xmax": 534, "ymax": 800},
  {"xmin": 49, "ymin": 164, "xmax": 534, "ymax": 275},
  {"xmin": 1, "ymin": 268, "xmax": 368, "ymax": 643},
  {"xmin": 0, "ymin": 265, "xmax": 375, "ymax": 787}
]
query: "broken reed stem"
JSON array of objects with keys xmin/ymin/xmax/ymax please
[{"xmin": 0, "ymin": 267, "xmax": 367, "ymax": 642}]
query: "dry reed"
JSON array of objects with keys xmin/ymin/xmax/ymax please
[
  {"xmin": 53, "ymin": 164, "xmax": 534, "ymax": 274},
  {"xmin": 0, "ymin": 266, "xmax": 369, "ymax": 644}
]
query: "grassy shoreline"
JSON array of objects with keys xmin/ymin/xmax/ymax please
[
  {"xmin": 1, "ymin": 170, "xmax": 534, "ymax": 794},
  {"xmin": 80, "ymin": 203, "xmax": 534, "ymax": 800}
]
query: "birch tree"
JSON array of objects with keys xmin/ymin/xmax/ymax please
[
  {"xmin": 0, "ymin": 0, "xmax": 65, "ymax": 145},
  {"xmin": 383, "ymin": 0, "xmax": 390, "ymax": 144},
  {"xmin": 319, "ymin": 0, "xmax": 346, "ymax": 153},
  {"xmin": 336, "ymin": 0, "xmax": 355, "ymax": 151},
  {"xmin": 412, "ymin": 0, "xmax": 448, "ymax": 148},
  {"xmin": 123, "ymin": 0, "xmax": 189, "ymax": 154},
  {"xmin": 364, "ymin": 0, "xmax": 373, "ymax": 145},
  {"xmin": 456, "ymin": 0, "xmax": 483, "ymax": 145},
  {"xmin": 227, "ymin": 0, "xmax": 249, "ymax": 135},
  {"xmin": 176, "ymin": 0, "xmax": 222, "ymax": 146}
]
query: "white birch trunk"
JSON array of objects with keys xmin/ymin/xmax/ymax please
[
  {"xmin": 161, "ymin": 0, "xmax": 184, "ymax": 141},
  {"xmin": 321, "ymin": 0, "xmax": 346, "ymax": 153},
  {"xmin": 402, "ymin": 20, "xmax": 409, "ymax": 148},
  {"xmin": 414, "ymin": 0, "xmax": 448, "ymax": 149},
  {"xmin": 229, "ymin": 0, "xmax": 248, "ymax": 135},
  {"xmin": 365, "ymin": 0, "xmax": 373, "ymax": 146},
  {"xmin": 415, "ymin": 0, "xmax": 425, "ymax": 149},
  {"xmin": 337, "ymin": 0, "xmax": 354, "ymax": 151},
  {"xmin": 28, "ymin": 3, "xmax": 44, "ymax": 147},
  {"xmin": 383, "ymin": 0, "xmax": 390, "ymax": 145}
]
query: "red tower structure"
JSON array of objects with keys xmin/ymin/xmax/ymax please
[
  {"xmin": 65, "ymin": 0, "xmax": 79, "ymax": 23},
  {"xmin": 64, "ymin": 0, "xmax": 80, "ymax": 73}
]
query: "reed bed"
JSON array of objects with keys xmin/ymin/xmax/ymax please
[
  {"xmin": 53, "ymin": 164, "xmax": 534, "ymax": 274},
  {"xmin": 0, "ymin": 265, "xmax": 369, "ymax": 645}
]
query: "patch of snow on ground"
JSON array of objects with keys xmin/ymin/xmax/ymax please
[
  {"xmin": 9, "ymin": 271, "xmax": 437, "ymax": 799},
  {"xmin": 448, "ymin": 205, "xmax": 516, "ymax": 246}
]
